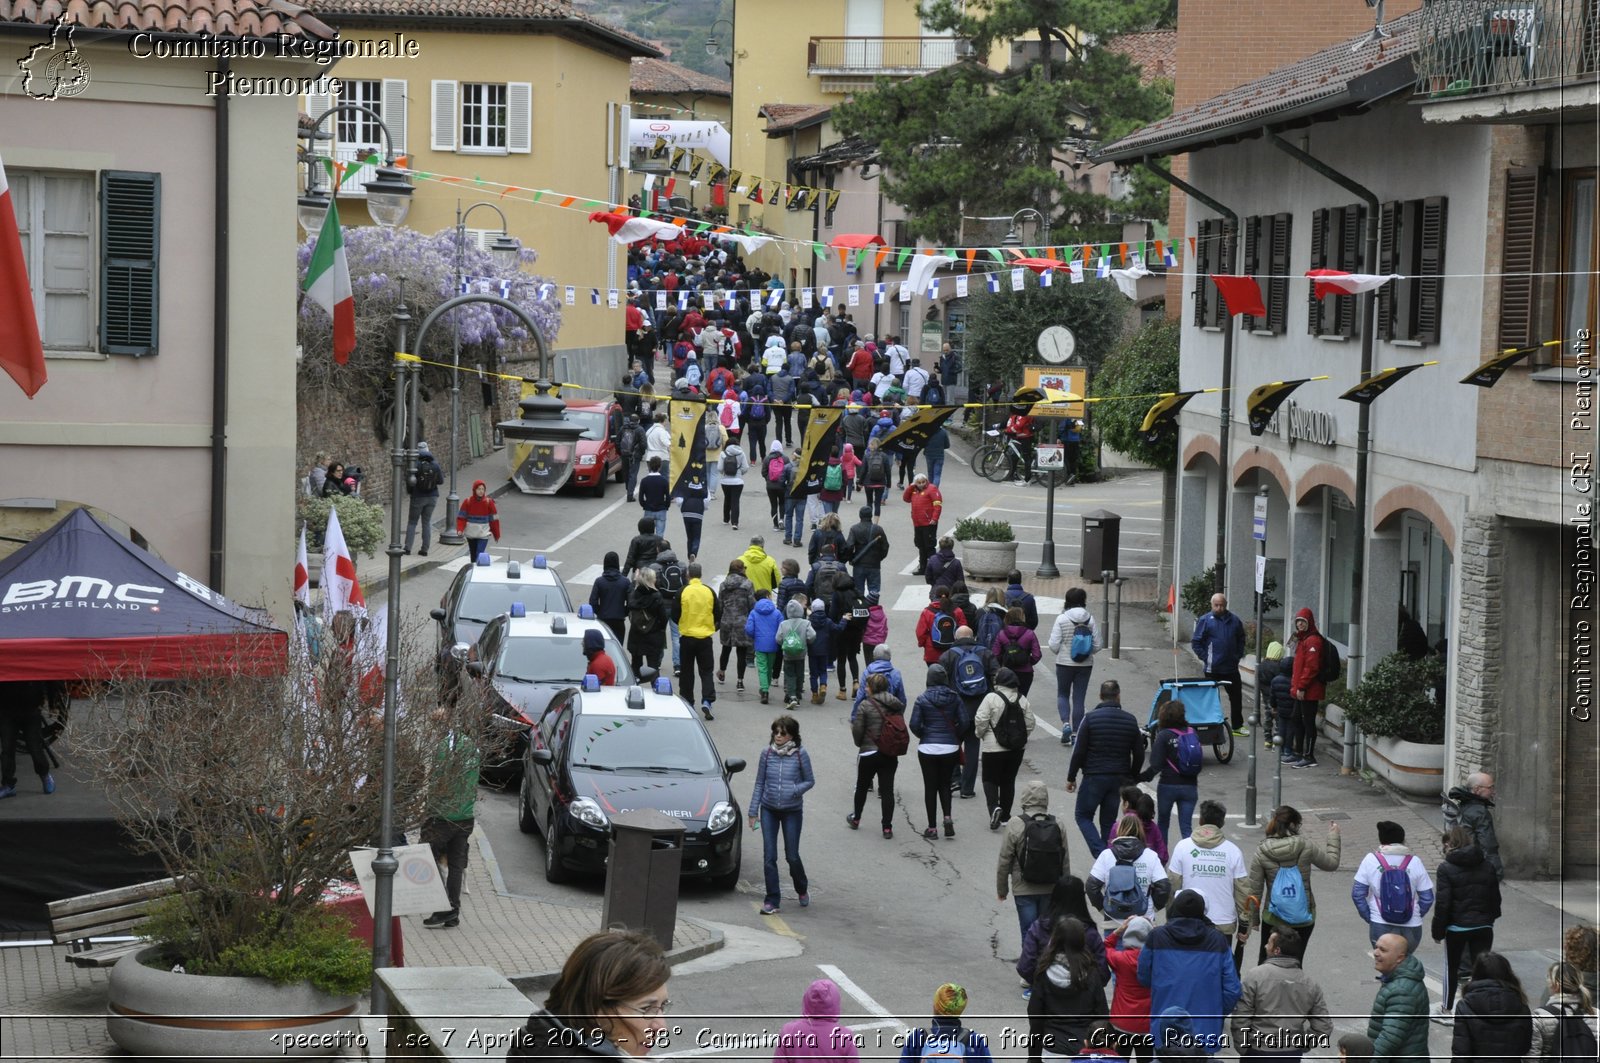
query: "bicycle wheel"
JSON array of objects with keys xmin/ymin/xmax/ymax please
[{"xmin": 976, "ymin": 446, "xmax": 1010, "ymax": 482}]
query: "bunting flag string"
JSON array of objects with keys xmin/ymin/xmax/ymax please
[
  {"xmin": 1246, "ymin": 378, "xmax": 1324, "ymax": 436},
  {"xmin": 1139, "ymin": 391, "xmax": 1205, "ymax": 443},
  {"xmin": 1339, "ymin": 362, "xmax": 1437, "ymax": 405},
  {"xmin": 1460, "ymin": 341, "xmax": 1562, "ymax": 386}
]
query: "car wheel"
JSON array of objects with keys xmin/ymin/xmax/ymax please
[
  {"xmin": 544, "ymin": 813, "xmax": 572, "ymax": 884},
  {"xmin": 518, "ymin": 776, "xmax": 537, "ymax": 835},
  {"xmin": 709, "ymin": 836, "xmax": 742, "ymax": 891},
  {"xmin": 614, "ymin": 461, "xmax": 626, "ymax": 483},
  {"xmin": 593, "ymin": 472, "xmax": 608, "ymax": 499}
]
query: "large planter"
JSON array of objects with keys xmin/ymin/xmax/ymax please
[
  {"xmin": 1362, "ymin": 733, "xmax": 1446, "ymax": 798},
  {"xmin": 960, "ymin": 539, "xmax": 1018, "ymax": 580},
  {"xmin": 107, "ymin": 947, "xmax": 361, "ymax": 1061}
]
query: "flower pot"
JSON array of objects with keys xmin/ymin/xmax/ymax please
[
  {"xmin": 107, "ymin": 947, "xmax": 361, "ymax": 1062},
  {"xmin": 959, "ymin": 539, "xmax": 1018, "ymax": 581},
  {"xmin": 1362, "ymin": 733, "xmax": 1445, "ymax": 798}
]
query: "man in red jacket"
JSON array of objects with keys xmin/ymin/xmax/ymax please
[
  {"xmin": 1287, "ymin": 607, "xmax": 1328, "ymax": 768},
  {"xmin": 902, "ymin": 474, "xmax": 943, "ymax": 575}
]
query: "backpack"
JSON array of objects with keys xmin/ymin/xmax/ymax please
[
  {"xmin": 991, "ymin": 693, "xmax": 1028, "ymax": 751},
  {"xmin": 813, "ymin": 559, "xmax": 843, "ymax": 598},
  {"xmin": 413, "ymin": 460, "xmax": 441, "ymax": 492},
  {"xmin": 1550, "ymin": 1003, "xmax": 1599, "ymax": 1063},
  {"xmin": 1266, "ymin": 864, "xmax": 1313, "ymax": 925},
  {"xmin": 1374, "ymin": 853, "xmax": 1416, "ymax": 924},
  {"xmin": 620, "ymin": 425, "xmax": 641, "ymax": 455},
  {"xmin": 703, "ymin": 421, "xmax": 722, "ymax": 450},
  {"xmin": 875, "ymin": 708, "xmax": 910, "ymax": 757},
  {"xmin": 1168, "ymin": 727, "xmax": 1204, "ymax": 776},
  {"xmin": 629, "ymin": 603, "xmax": 657, "ymax": 636},
  {"xmin": 998, "ymin": 634, "xmax": 1032, "ymax": 672},
  {"xmin": 1070, "ymin": 620, "xmax": 1095, "ymax": 663},
  {"xmin": 721, "ymin": 451, "xmax": 740, "ymax": 476},
  {"xmin": 921, "ymin": 1033, "xmax": 969, "ymax": 1063},
  {"xmin": 868, "ymin": 452, "xmax": 891, "ymax": 484},
  {"xmin": 780, "ymin": 624, "xmax": 808, "ymax": 659},
  {"xmin": 823, "ymin": 463, "xmax": 845, "ymax": 492},
  {"xmin": 720, "ymin": 402, "xmax": 735, "ymax": 428},
  {"xmin": 952, "ymin": 647, "xmax": 988, "ymax": 698},
  {"xmin": 930, "ymin": 609, "xmax": 958, "ymax": 650},
  {"xmin": 1318, "ymin": 638, "xmax": 1342, "ymax": 683},
  {"xmin": 1019, "ymin": 813, "xmax": 1066, "ymax": 884},
  {"xmin": 925, "ymin": 380, "xmax": 945, "ymax": 406},
  {"xmin": 657, "ymin": 561, "xmax": 685, "ymax": 599},
  {"xmin": 767, "ymin": 455, "xmax": 788, "ymax": 485},
  {"xmin": 1103, "ymin": 859, "xmax": 1148, "ymax": 919},
  {"xmin": 746, "ymin": 396, "xmax": 768, "ymax": 421}
]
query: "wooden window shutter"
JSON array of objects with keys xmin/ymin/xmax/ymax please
[
  {"xmin": 1377, "ymin": 201, "xmax": 1397, "ymax": 340},
  {"xmin": 1308, "ymin": 208, "xmax": 1327, "ymax": 335},
  {"xmin": 1241, "ymin": 216, "xmax": 1262, "ymax": 331},
  {"xmin": 1416, "ymin": 196, "xmax": 1448, "ymax": 345},
  {"xmin": 431, "ymin": 80, "xmax": 458, "ymax": 151},
  {"xmin": 100, "ymin": 170, "xmax": 160, "ymax": 357},
  {"xmin": 1498, "ymin": 169, "xmax": 1539, "ymax": 348},
  {"xmin": 1267, "ymin": 213, "xmax": 1292, "ymax": 335},
  {"xmin": 507, "ymin": 82, "xmax": 533, "ymax": 154},
  {"xmin": 1193, "ymin": 219, "xmax": 1215, "ymax": 328},
  {"xmin": 1337, "ymin": 203, "xmax": 1364, "ymax": 337},
  {"xmin": 381, "ymin": 79, "xmax": 408, "ymax": 154}
]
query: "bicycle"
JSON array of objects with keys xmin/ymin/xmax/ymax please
[{"xmin": 973, "ymin": 429, "xmax": 1071, "ymax": 486}]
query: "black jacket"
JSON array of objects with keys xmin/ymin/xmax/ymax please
[
  {"xmin": 587, "ymin": 568, "xmax": 631, "ymax": 623},
  {"xmin": 622, "ymin": 533, "xmax": 666, "ymax": 575},
  {"xmin": 1141, "ymin": 726, "xmax": 1201, "ymax": 786},
  {"xmin": 1067, "ymin": 702, "xmax": 1146, "ymax": 782},
  {"xmin": 1027, "ymin": 955, "xmax": 1108, "ymax": 1059},
  {"xmin": 1451, "ymin": 978, "xmax": 1532, "ymax": 1063},
  {"xmin": 841, "ymin": 412, "xmax": 872, "ymax": 454},
  {"xmin": 1258, "ymin": 658, "xmax": 1297, "ymax": 715},
  {"xmin": 846, "ymin": 519, "xmax": 890, "ymax": 569},
  {"xmin": 625, "ymin": 585, "xmax": 668, "ymax": 655},
  {"xmin": 1431, "ymin": 845, "xmax": 1501, "ymax": 940},
  {"xmin": 507, "ymin": 1009, "xmax": 626, "ymax": 1063},
  {"xmin": 636, "ymin": 473, "xmax": 672, "ymax": 512},
  {"xmin": 807, "ymin": 527, "xmax": 846, "ymax": 566}
]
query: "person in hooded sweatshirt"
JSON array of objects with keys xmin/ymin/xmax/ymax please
[
  {"xmin": 898, "ymin": 984, "xmax": 993, "ymax": 1063},
  {"xmin": 507, "ymin": 928, "xmax": 670, "ymax": 1063},
  {"xmin": 1285, "ymin": 607, "xmax": 1329, "ymax": 767},
  {"xmin": 849, "ymin": 672, "xmax": 906, "ymax": 839},
  {"xmin": 1150, "ymin": 1007, "xmax": 1208, "ymax": 1062},
  {"xmin": 455, "ymin": 479, "xmax": 500, "ymax": 562},
  {"xmin": 909, "ymin": 663, "xmax": 968, "ymax": 840},
  {"xmin": 861, "ymin": 591, "xmax": 890, "ymax": 660},
  {"xmin": 1104, "ymin": 916, "xmax": 1155, "ymax": 1061},
  {"xmin": 745, "ymin": 589, "xmax": 784, "ymax": 705},
  {"xmin": 582, "ymin": 629, "xmax": 617, "ymax": 687},
  {"xmin": 852, "ymin": 644, "xmax": 906, "ymax": 719},
  {"xmin": 1136, "ymin": 890, "xmax": 1241, "ymax": 1055},
  {"xmin": 625, "ymin": 568, "xmax": 668, "ymax": 674},
  {"xmin": 1247, "ymin": 805, "xmax": 1341, "ymax": 965},
  {"xmin": 1448, "ymin": 951, "xmax": 1532, "ymax": 1063},
  {"xmin": 1166, "ymin": 801, "xmax": 1250, "ymax": 942},
  {"xmin": 974, "ymin": 667, "xmax": 1036, "ymax": 829},
  {"xmin": 1430, "ymin": 825, "xmax": 1503, "ymax": 1015},
  {"xmin": 775, "ymin": 599, "xmax": 816, "ymax": 710},
  {"xmin": 1027, "ymin": 916, "xmax": 1109, "ymax": 1063},
  {"xmin": 587, "ymin": 552, "xmax": 631, "ymax": 644},
  {"xmin": 772, "ymin": 978, "xmax": 861, "ymax": 1063},
  {"xmin": 1087, "ymin": 815, "xmax": 1172, "ymax": 921},
  {"xmin": 1255, "ymin": 641, "xmax": 1295, "ymax": 752},
  {"xmin": 996, "ymin": 780, "xmax": 1063, "ymax": 937}
]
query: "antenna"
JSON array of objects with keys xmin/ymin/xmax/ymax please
[{"xmin": 1353, "ymin": 0, "xmax": 1392, "ymax": 52}]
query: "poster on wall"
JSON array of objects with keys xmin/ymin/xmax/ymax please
[{"xmin": 1021, "ymin": 365, "xmax": 1088, "ymax": 419}]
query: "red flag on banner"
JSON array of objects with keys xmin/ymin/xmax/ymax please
[
  {"xmin": 0, "ymin": 152, "xmax": 45, "ymax": 397},
  {"xmin": 711, "ymin": 183, "xmax": 726, "ymax": 207},
  {"xmin": 1210, "ymin": 275, "xmax": 1267, "ymax": 318}
]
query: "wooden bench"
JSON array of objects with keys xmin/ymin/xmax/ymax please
[{"xmin": 46, "ymin": 878, "xmax": 181, "ymax": 968}]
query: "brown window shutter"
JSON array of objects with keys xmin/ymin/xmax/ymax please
[
  {"xmin": 1308, "ymin": 208, "xmax": 1328, "ymax": 335},
  {"xmin": 1377, "ymin": 202, "xmax": 1397, "ymax": 341},
  {"xmin": 1337, "ymin": 203, "xmax": 1364, "ymax": 338},
  {"xmin": 1268, "ymin": 213, "xmax": 1292, "ymax": 335},
  {"xmin": 1416, "ymin": 196, "xmax": 1448, "ymax": 345},
  {"xmin": 1498, "ymin": 169, "xmax": 1539, "ymax": 349},
  {"xmin": 1193, "ymin": 219, "xmax": 1215, "ymax": 328},
  {"xmin": 1241, "ymin": 216, "xmax": 1261, "ymax": 330}
]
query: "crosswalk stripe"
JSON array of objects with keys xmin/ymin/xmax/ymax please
[{"xmin": 567, "ymin": 564, "xmax": 603, "ymax": 587}]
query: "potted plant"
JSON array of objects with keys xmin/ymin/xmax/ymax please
[
  {"xmin": 77, "ymin": 620, "xmax": 479, "ymax": 1059},
  {"xmin": 297, "ymin": 494, "xmax": 386, "ymax": 558},
  {"xmin": 1336, "ymin": 651, "xmax": 1447, "ymax": 797},
  {"xmin": 952, "ymin": 516, "xmax": 1017, "ymax": 580}
]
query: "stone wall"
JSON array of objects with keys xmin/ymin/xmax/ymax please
[{"xmin": 1452, "ymin": 515, "xmax": 1502, "ymax": 779}]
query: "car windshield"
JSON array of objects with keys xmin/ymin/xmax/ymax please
[
  {"xmin": 495, "ymin": 633, "xmax": 635, "ymax": 685},
  {"xmin": 565, "ymin": 411, "xmax": 608, "ymax": 441},
  {"xmin": 570, "ymin": 716, "xmax": 721, "ymax": 774},
  {"xmin": 458, "ymin": 581, "xmax": 571, "ymax": 624}
]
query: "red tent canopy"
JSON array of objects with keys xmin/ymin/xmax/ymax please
[{"xmin": 0, "ymin": 509, "xmax": 287, "ymax": 680}]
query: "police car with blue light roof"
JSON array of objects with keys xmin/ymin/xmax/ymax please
[
  {"xmin": 521, "ymin": 676, "xmax": 746, "ymax": 889},
  {"xmin": 432, "ymin": 553, "xmax": 571, "ymax": 678},
  {"xmin": 464, "ymin": 603, "xmax": 631, "ymax": 785}
]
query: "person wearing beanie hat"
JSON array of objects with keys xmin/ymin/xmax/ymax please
[
  {"xmin": 1105, "ymin": 916, "xmax": 1156, "ymax": 1055},
  {"xmin": 805, "ymin": 597, "xmax": 841, "ymax": 705},
  {"xmin": 582, "ymin": 628, "xmax": 617, "ymax": 687},
  {"xmin": 899, "ymin": 985, "xmax": 991, "ymax": 1063},
  {"xmin": 1256, "ymin": 638, "xmax": 1296, "ymax": 751},
  {"xmin": 773, "ymin": 979, "xmax": 861, "ymax": 1063},
  {"xmin": 1136, "ymin": 890, "xmax": 1241, "ymax": 1054},
  {"xmin": 1230, "ymin": 925, "xmax": 1331, "ymax": 1062},
  {"xmin": 404, "ymin": 442, "xmax": 445, "ymax": 556}
]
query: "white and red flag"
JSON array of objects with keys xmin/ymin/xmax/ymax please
[
  {"xmin": 294, "ymin": 525, "xmax": 311, "ymax": 609},
  {"xmin": 0, "ymin": 151, "xmax": 46, "ymax": 398},
  {"xmin": 319, "ymin": 505, "xmax": 366, "ymax": 621},
  {"xmin": 1305, "ymin": 269, "xmax": 1402, "ymax": 299}
]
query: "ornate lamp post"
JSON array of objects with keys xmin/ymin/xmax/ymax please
[{"xmin": 297, "ymin": 103, "xmax": 413, "ymax": 233}]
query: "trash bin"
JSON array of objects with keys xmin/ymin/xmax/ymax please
[
  {"xmin": 1081, "ymin": 509, "xmax": 1121, "ymax": 581},
  {"xmin": 601, "ymin": 809, "xmax": 684, "ymax": 949}
]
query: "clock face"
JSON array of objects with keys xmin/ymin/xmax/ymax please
[{"xmin": 1037, "ymin": 325, "xmax": 1075, "ymax": 364}]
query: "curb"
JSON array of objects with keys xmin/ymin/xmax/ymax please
[{"xmin": 360, "ymin": 478, "xmax": 517, "ymax": 595}]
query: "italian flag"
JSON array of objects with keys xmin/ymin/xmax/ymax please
[{"xmin": 304, "ymin": 198, "xmax": 356, "ymax": 363}]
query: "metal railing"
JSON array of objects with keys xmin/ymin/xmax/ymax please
[
  {"xmin": 807, "ymin": 36, "xmax": 972, "ymax": 75},
  {"xmin": 332, "ymin": 144, "xmax": 380, "ymax": 197},
  {"xmin": 1414, "ymin": 0, "xmax": 1599, "ymax": 97}
]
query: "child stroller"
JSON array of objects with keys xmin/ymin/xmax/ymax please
[{"xmin": 1147, "ymin": 677, "xmax": 1234, "ymax": 764}]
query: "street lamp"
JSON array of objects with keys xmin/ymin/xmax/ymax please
[
  {"xmin": 706, "ymin": 17, "xmax": 734, "ymax": 57},
  {"xmin": 298, "ymin": 103, "xmax": 413, "ymax": 232},
  {"xmin": 1003, "ymin": 206, "xmax": 1061, "ymax": 578},
  {"xmin": 369, "ymin": 290, "xmax": 550, "ymax": 1015},
  {"xmin": 1003, "ymin": 206, "xmax": 1048, "ymax": 248},
  {"xmin": 440, "ymin": 201, "xmax": 523, "ymax": 547}
]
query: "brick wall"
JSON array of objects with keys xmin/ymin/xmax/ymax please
[{"xmin": 1163, "ymin": 0, "xmax": 1425, "ymax": 317}]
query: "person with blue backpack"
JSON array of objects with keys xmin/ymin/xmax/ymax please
[
  {"xmin": 1048, "ymin": 588, "xmax": 1101, "ymax": 745},
  {"xmin": 898, "ymin": 984, "xmax": 993, "ymax": 1063},
  {"xmin": 1245, "ymin": 805, "xmax": 1342, "ymax": 965},
  {"xmin": 1140, "ymin": 698, "xmax": 1205, "ymax": 844},
  {"xmin": 1087, "ymin": 815, "xmax": 1172, "ymax": 922},
  {"xmin": 938, "ymin": 626, "xmax": 995, "ymax": 802},
  {"xmin": 1351, "ymin": 821, "xmax": 1436, "ymax": 951}
]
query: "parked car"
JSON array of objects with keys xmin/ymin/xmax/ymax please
[
  {"xmin": 431, "ymin": 554, "xmax": 571, "ymax": 683},
  {"xmin": 564, "ymin": 399, "xmax": 625, "ymax": 496},
  {"xmin": 521, "ymin": 680, "xmax": 745, "ymax": 889}
]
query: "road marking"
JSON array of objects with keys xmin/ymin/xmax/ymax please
[
  {"xmin": 542, "ymin": 497, "xmax": 628, "ymax": 554},
  {"xmin": 567, "ymin": 564, "xmax": 602, "ymax": 586},
  {"xmin": 893, "ymin": 585, "xmax": 930, "ymax": 613},
  {"xmin": 818, "ymin": 964, "xmax": 903, "ymax": 1026},
  {"xmin": 761, "ymin": 909, "xmax": 802, "ymax": 939},
  {"xmin": 898, "ymin": 557, "xmax": 921, "ymax": 576}
]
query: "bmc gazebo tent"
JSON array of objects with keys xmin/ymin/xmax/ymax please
[{"xmin": 0, "ymin": 508, "xmax": 286, "ymax": 680}]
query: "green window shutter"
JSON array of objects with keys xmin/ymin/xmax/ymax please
[
  {"xmin": 1416, "ymin": 196, "xmax": 1448, "ymax": 345},
  {"xmin": 100, "ymin": 170, "xmax": 160, "ymax": 357}
]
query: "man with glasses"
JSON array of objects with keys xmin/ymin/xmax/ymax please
[{"xmin": 1445, "ymin": 772, "xmax": 1502, "ymax": 880}]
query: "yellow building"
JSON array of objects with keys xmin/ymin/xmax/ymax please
[
  {"xmin": 628, "ymin": 56, "xmax": 731, "ymax": 214},
  {"xmin": 304, "ymin": 1, "xmax": 658, "ymax": 382}
]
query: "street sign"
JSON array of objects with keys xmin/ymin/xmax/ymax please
[
  {"xmin": 1036, "ymin": 443, "xmax": 1065, "ymax": 469},
  {"xmin": 1255, "ymin": 555, "xmax": 1267, "ymax": 594},
  {"xmin": 1021, "ymin": 365, "xmax": 1087, "ymax": 418},
  {"xmin": 1252, "ymin": 494, "xmax": 1268, "ymax": 541}
]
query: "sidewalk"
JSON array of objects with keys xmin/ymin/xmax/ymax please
[{"xmin": 0, "ymin": 830, "xmax": 722, "ymax": 1062}]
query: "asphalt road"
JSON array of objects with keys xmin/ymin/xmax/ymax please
[{"xmin": 397, "ymin": 452, "xmax": 1540, "ymax": 1061}]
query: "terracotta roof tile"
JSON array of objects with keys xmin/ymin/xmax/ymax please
[
  {"xmin": 1098, "ymin": 8, "xmax": 1424, "ymax": 162},
  {"xmin": 630, "ymin": 56, "xmax": 730, "ymax": 97},
  {"xmin": 759, "ymin": 102, "xmax": 830, "ymax": 133},
  {"xmin": 306, "ymin": 0, "xmax": 656, "ymax": 53},
  {"xmin": 0, "ymin": 0, "xmax": 334, "ymax": 39},
  {"xmin": 1105, "ymin": 29, "xmax": 1176, "ymax": 85}
]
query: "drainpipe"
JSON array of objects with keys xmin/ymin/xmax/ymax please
[
  {"xmin": 1268, "ymin": 131, "xmax": 1379, "ymax": 775},
  {"xmin": 1140, "ymin": 159, "xmax": 1238, "ymax": 599},
  {"xmin": 208, "ymin": 57, "xmax": 230, "ymax": 590}
]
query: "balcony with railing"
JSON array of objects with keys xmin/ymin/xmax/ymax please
[
  {"xmin": 807, "ymin": 36, "xmax": 974, "ymax": 79},
  {"xmin": 332, "ymin": 144, "xmax": 380, "ymax": 197},
  {"xmin": 1414, "ymin": 0, "xmax": 1598, "ymax": 101}
]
